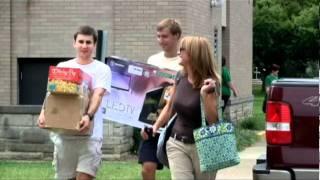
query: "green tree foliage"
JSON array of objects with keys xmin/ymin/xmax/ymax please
[{"xmin": 254, "ymin": 0, "xmax": 319, "ymax": 77}]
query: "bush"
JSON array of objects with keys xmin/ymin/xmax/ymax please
[
  {"xmin": 235, "ymin": 124, "xmax": 260, "ymax": 151},
  {"xmin": 130, "ymin": 128, "xmax": 142, "ymax": 155},
  {"xmin": 239, "ymin": 116, "xmax": 265, "ymax": 131},
  {"xmin": 234, "ymin": 86, "xmax": 265, "ymax": 151}
]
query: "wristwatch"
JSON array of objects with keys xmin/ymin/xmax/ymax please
[{"xmin": 84, "ymin": 113, "xmax": 94, "ymax": 121}]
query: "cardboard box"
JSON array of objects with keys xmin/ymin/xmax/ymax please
[{"xmin": 44, "ymin": 93, "xmax": 92, "ymax": 136}]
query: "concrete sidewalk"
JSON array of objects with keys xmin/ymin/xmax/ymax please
[{"xmin": 216, "ymin": 134, "xmax": 266, "ymax": 180}]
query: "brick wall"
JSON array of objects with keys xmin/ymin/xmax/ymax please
[
  {"xmin": 113, "ymin": 0, "xmax": 188, "ymax": 62},
  {"xmin": 0, "ymin": 107, "xmax": 53, "ymax": 160},
  {"xmin": 0, "ymin": 0, "xmax": 11, "ymax": 105},
  {"xmin": 10, "ymin": 0, "xmax": 114, "ymax": 104},
  {"xmin": 0, "ymin": 0, "xmax": 253, "ymax": 158},
  {"xmin": 186, "ymin": 1, "xmax": 219, "ymax": 38},
  {"xmin": 0, "ymin": 107, "xmax": 134, "ymax": 160},
  {"xmin": 1, "ymin": 0, "xmax": 231, "ymax": 105},
  {"xmin": 225, "ymin": 0, "xmax": 253, "ymax": 97},
  {"xmin": 222, "ymin": 0, "xmax": 253, "ymax": 120}
]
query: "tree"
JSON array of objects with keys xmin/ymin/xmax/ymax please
[{"xmin": 253, "ymin": 0, "xmax": 319, "ymax": 77}]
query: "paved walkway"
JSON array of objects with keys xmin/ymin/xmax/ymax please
[{"xmin": 216, "ymin": 133, "xmax": 266, "ymax": 180}]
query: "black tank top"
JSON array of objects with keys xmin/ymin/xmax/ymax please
[{"xmin": 171, "ymin": 75, "xmax": 202, "ymax": 141}]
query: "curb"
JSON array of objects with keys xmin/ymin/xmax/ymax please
[{"xmin": 256, "ymin": 130, "xmax": 266, "ymax": 139}]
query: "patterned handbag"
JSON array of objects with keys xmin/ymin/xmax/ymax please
[{"xmin": 193, "ymin": 98, "xmax": 240, "ymax": 172}]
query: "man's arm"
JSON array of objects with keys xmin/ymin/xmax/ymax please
[
  {"xmin": 265, "ymin": 86, "xmax": 271, "ymax": 95},
  {"xmin": 79, "ymin": 88, "xmax": 106, "ymax": 132},
  {"xmin": 79, "ymin": 63, "xmax": 111, "ymax": 132},
  {"xmin": 265, "ymin": 76, "xmax": 271, "ymax": 95},
  {"xmin": 87, "ymin": 88, "xmax": 106, "ymax": 118},
  {"xmin": 224, "ymin": 67, "xmax": 238, "ymax": 97},
  {"xmin": 228, "ymin": 82, "xmax": 238, "ymax": 97}
]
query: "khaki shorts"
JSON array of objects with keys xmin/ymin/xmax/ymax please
[
  {"xmin": 52, "ymin": 137, "xmax": 102, "ymax": 179},
  {"xmin": 166, "ymin": 137, "xmax": 217, "ymax": 180}
]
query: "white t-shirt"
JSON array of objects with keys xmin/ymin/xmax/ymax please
[
  {"xmin": 56, "ymin": 58, "xmax": 111, "ymax": 141},
  {"xmin": 147, "ymin": 51, "xmax": 182, "ymax": 71}
]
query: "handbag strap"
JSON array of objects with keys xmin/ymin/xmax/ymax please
[{"xmin": 200, "ymin": 94, "xmax": 223, "ymax": 127}]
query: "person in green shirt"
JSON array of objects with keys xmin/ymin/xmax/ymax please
[
  {"xmin": 221, "ymin": 57, "xmax": 238, "ymax": 112},
  {"xmin": 262, "ymin": 64, "xmax": 280, "ymax": 113}
]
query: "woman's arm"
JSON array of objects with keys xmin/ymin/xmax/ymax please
[
  {"xmin": 200, "ymin": 78, "xmax": 219, "ymax": 125},
  {"xmin": 202, "ymin": 93, "xmax": 218, "ymax": 125},
  {"xmin": 152, "ymin": 85, "xmax": 176, "ymax": 135}
]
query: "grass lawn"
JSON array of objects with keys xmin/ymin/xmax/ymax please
[
  {"xmin": 0, "ymin": 161, "xmax": 53, "ymax": 180},
  {"xmin": 234, "ymin": 84, "xmax": 266, "ymax": 151},
  {"xmin": 252, "ymin": 84, "xmax": 265, "ymax": 124},
  {"xmin": 0, "ymin": 160, "xmax": 171, "ymax": 180},
  {"xmin": 0, "ymin": 85, "xmax": 265, "ymax": 179}
]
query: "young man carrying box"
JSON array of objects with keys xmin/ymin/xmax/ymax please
[{"xmin": 38, "ymin": 25, "xmax": 111, "ymax": 180}]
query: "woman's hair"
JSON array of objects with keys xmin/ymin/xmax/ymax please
[
  {"xmin": 179, "ymin": 36, "xmax": 221, "ymax": 88},
  {"xmin": 157, "ymin": 18, "xmax": 182, "ymax": 39},
  {"xmin": 222, "ymin": 56, "xmax": 226, "ymax": 66}
]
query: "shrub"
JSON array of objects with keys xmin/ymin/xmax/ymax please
[
  {"xmin": 235, "ymin": 124, "xmax": 260, "ymax": 151},
  {"xmin": 130, "ymin": 128, "xmax": 142, "ymax": 155},
  {"xmin": 239, "ymin": 116, "xmax": 265, "ymax": 131}
]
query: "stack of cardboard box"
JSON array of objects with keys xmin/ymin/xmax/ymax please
[{"xmin": 44, "ymin": 66, "xmax": 92, "ymax": 135}]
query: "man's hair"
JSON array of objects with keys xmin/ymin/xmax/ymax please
[
  {"xmin": 222, "ymin": 56, "xmax": 226, "ymax": 66},
  {"xmin": 271, "ymin": 64, "xmax": 280, "ymax": 71},
  {"xmin": 157, "ymin": 18, "xmax": 182, "ymax": 39},
  {"xmin": 73, "ymin": 25, "xmax": 98, "ymax": 43}
]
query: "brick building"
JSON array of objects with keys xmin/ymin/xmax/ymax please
[{"xmin": 0, "ymin": 0, "xmax": 253, "ymax": 159}]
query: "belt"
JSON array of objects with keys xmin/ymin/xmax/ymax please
[{"xmin": 170, "ymin": 133, "xmax": 194, "ymax": 144}]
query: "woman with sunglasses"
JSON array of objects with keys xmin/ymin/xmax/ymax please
[{"xmin": 153, "ymin": 36, "xmax": 221, "ymax": 180}]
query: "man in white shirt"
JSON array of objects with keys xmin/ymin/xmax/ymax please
[
  {"xmin": 139, "ymin": 18, "xmax": 182, "ymax": 180},
  {"xmin": 38, "ymin": 25, "xmax": 111, "ymax": 180}
]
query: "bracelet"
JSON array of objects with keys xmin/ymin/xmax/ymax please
[{"xmin": 207, "ymin": 87, "xmax": 215, "ymax": 94}]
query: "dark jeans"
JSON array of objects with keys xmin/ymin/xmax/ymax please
[
  {"xmin": 262, "ymin": 94, "xmax": 267, "ymax": 113},
  {"xmin": 222, "ymin": 95, "xmax": 230, "ymax": 112}
]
